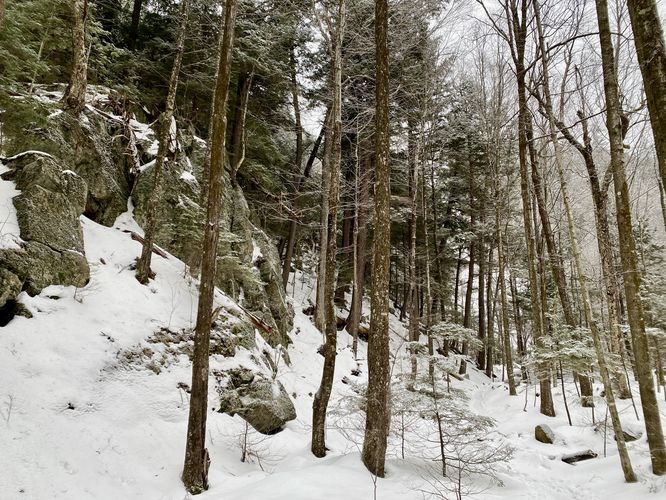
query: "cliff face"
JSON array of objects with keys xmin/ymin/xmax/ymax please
[{"xmin": 0, "ymin": 86, "xmax": 292, "ymax": 344}]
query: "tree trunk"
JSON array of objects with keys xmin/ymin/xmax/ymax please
[
  {"xmin": 135, "ymin": 0, "xmax": 190, "ymax": 284},
  {"xmin": 348, "ymin": 149, "xmax": 371, "ymax": 357},
  {"xmin": 128, "ymin": 0, "xmax": 143, "ymax": 50},
  {"xmin": 595, "ymin": 0, "xmax": 666, "ymax": 475},
  {"xmin": 362, "ymin": 0, "xmax": 391, "ymax": 477},
  {"xmin": 498, "ymin": 225, "xmax": 517, "ymax": 395},
  {"xmin": 460, "ymin": 238, "xmax": 475, "ymax": 375},
  {"xmin": 315, "ymin": 109, "xmax": 334, "ymax": 333},
  {"xmin": 408, "ymin": 119, "xmax": 420, "ymax": 378},
  {"xmin": 477, "ymin": 232, "xmax": 486, "ymax": 371},
  {"xmin": 229, "ymin": 69, "xmax": 253, "ymax": 183},
  {"xmin": 485, "ymin": 246, "xmax": 495, "ymax": 378},
  {"xmin": 626, "ymin": 0, "xmax": 666, "ymax": 193},
  {"xmin": 182, "ymin": 0, "xmax": 238, "ymax": 492},
  {"xmin": 282, "ymin": 111, "xmax": 328, "ymax": 288},
  {"xmin": 63, "ymin": 0, "xmax": 88, "ymax": 115},
  {"xmin": 312, "ymin": 0, "xmax": 345, "ymax": 458}
]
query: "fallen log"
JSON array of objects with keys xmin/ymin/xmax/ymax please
[{"xmin": 561, "ymin": 449, "xmax": 597, "ymax": 464}]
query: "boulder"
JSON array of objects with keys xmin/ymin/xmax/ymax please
[
  {"xmin": 217, "ymin": 369, "xmax": 296, "ymax": 434},
  {"xmin": 0, "ymin": 154, "xmax": 89, "ymax": 297},
  {"xmin": 0, "ymin": 268, "xmax": 21, "ymax": 308},
  {"xmin": 535, "ymin": 424, "xmax": 556, "ymax": 444},
  {"xmin": 615, "ymin": 428, "xmax": 642, "ymax": 443}
]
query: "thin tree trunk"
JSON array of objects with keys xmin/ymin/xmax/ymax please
[
  {"xmin": 136, "ymin": 0, "xmax": 190, "ymax": 284},
  {"xmin": 312, "ymin": 0, "xmax": 346, "ymax": 458},
  {"xmin": 485, "ymin": 245, "xmax": 495, "ymax": 378},
  {"xmin": 477, "ymin": 231, "xmax": 486, "ymax": 371},
  {"xmin": 315, "ymin": 109, "xmax": 334, "ymax": 333},
  {"xmin": 362, "ymin": 0, "xmax": 391, "ymax": 476},
  {"xmin": 63, "ymin": 0, "xmax": 88, "ymax": 115},
  {"xmin": 348, "ymin": 150, "xmax": 371, "ymax": 356},
  {"xmin": 498, "ymin": 225, "xmax": 516, "ymax": 395},
  {"xmin": 408, "ymin": 119, "xmax": 420, "ymax": 378},
  {"xmin": 460, "ymin": 238, "xmax": 475, "ymax": 375},
  {"xmin": 595, "ymin": 0, "xmax": 666, "ymax": 475},
  {"xmin": 282, "ymin": 111, "xmax": 328, "ymax": 288},
  {"xmin": 182, "ymin": 0, "xmax": 238, "ymax": 492},
  {"xmin": 229, "ymin": 69, "xmax": 253, "ymax": 183}
]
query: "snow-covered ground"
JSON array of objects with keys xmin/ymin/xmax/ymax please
[{"xmin": 1, "ymin": 209, "xmax": 666, "ymax": 499}]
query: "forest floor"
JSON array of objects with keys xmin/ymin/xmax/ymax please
[{"xmin": 1, "ymin": 209, "xmax": 666, "ymax": 499}]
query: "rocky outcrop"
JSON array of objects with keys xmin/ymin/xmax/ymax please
[
  {"xmin": 53, "ymin": 111, "xmax": 131, "ymax": 225},
  {"xmin": 132, "ymin": 133, "xmax": 293, "ymax": 345},
  {"xmin": 216, "ymin": 368, "xmax": 296, "ymax": 434},
  {"xmin": 0, "ymin": 153, "xmax": 89, "ymax": 300}
]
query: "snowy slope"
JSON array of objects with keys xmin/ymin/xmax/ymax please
[{"xmin": 1, "ymin": 210, "xmax": 666, "ymax": 499}]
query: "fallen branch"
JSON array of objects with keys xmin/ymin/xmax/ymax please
[
  {"xmin": 123, "ymin": 230, "xmax": 168, "ymax": 258},
  {"xmin": 236, "ymin": 303, "xmax": 275, "ymax": 337}
]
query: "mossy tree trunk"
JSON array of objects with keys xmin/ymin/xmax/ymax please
[{"xmin": 182, "ymin": 0, "xmax": 238, "ymax": 492}]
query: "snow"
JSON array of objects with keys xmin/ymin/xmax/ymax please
[
  {"xmin": 180, "ymin": 170, "xmax": 197, "ymax": 183},
  {"xmin": 1, "ymin": 150, "xmax": 54, "ymax": 162},
  {"xmin": 0, "ymin": 162, "xmax": 23, "ymax": 249},
  {"xmin": 1, "ymin": 213, "xmax": 665, "ymax": 499},
  {"xmin": 252, "ymin": 239, "xmax": 263, "ymax": 263}
]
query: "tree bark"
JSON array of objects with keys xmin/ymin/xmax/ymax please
[
  {"xmin": 136, "ymin": 0, "xmax": 190, "ymax": 284},
  {"xmin": 181, "ymin": 0, "xmax": 238, "ymax": 492},
  {"xmin": 626, "ymin": 0, "xmax": 666, "ymax": 193},
  {"xmin": 595, "ymin": 0, "xmax": 666, "ymax": 475},
  {"xmin": 362, "ymin": 0, "xmax": 391, "ymax": 477},
  {"xmin": 63, "ymin": 0, "xmax": 88, "ymax": 115}
]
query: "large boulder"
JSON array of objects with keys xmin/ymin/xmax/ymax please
[
  {"xmin": 0, "ymin": 153, "xmax": 89, "ymax": 296},
  {"xmin": 217, "ymin": 368, "xmax": 296, "ymax": 435}
]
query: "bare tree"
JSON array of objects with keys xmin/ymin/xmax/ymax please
[
  {"xmin": 532, "ymin": 0, "xmax": 636, "ymax": 481},
  {"xmin": 181, "ymin": 0, "xmax": 239, "ymax": 492},
  {"xmin": 312, "ymin": 0, "xmax": 346, "ymax": 458}
]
